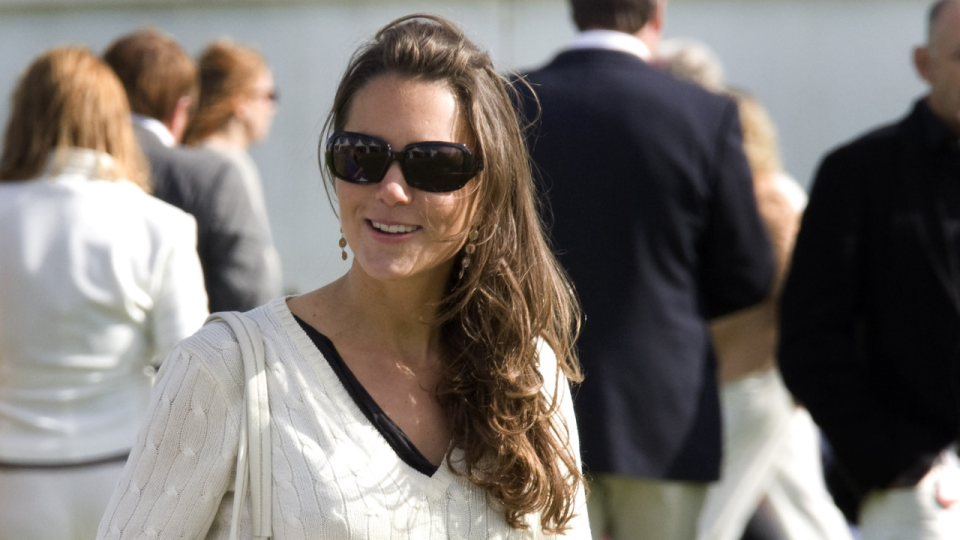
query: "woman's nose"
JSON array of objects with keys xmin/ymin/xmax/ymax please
[{"xmin": 376, "ymin": 162, "xmax": 413, "ymax": 205}]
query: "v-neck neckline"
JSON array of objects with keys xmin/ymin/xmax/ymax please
[
  {"xmin": 267, "ymin": 296, "xmax": 463, "ymax": 495},
  {"xmin": 291, "ymin": 313, "xmax": 441, "ymax": 476}
]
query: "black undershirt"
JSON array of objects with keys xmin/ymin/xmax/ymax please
[{"xmin": 293, "ymin": 315, "xmax": 440, "ymax": 477}]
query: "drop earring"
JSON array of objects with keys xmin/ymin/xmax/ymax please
[
  {"xmin": 339, "ymin": 229, "xmax": 348, "ymax": 261},
  {"xmin": 458, "ymin": 229, "xmax": 479, "ymax": 279}
]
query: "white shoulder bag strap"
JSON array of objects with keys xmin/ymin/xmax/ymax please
[{"xmin": 205, "ymin": 312, "xmax": 273, "ymax": 540}]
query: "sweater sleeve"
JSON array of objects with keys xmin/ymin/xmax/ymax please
[
  {"xmin": 537, "ymin": 340, "xmax": 592, "ymax": 539},
  {"xmin": 97, "ymin": 343, "xmax": 242, "ymax": 539}
]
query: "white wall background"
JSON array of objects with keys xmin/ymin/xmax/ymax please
[{"xmin": 0, "ymin": 0, "xmax": 930, "ymax": 293}]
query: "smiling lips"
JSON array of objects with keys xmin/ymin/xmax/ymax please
[{"xmin": 370, "ymin": 220, "xmax": 419, "ymax": 234}]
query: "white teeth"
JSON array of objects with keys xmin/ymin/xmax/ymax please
[{"xmin": 372, "ymin": 221, "xmax": 416, "ymax": 234}]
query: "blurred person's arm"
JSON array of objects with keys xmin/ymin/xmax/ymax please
[
  {"xmin": 196, "ymin": 159, "xmax": 275, "ymax": 313},
  {"xmin": 754, "ymin": 173, "xmax": 804, "ymax": 296},
  {"xmin": 149, "ymin": 213, "xmax": 209, "ymax": 365},
  {"xmin": 710, "ymin": 172, "xmax": 803, "ymax": 382},
  {"xmin": 700, "ymin": 100, "xmax": 775, "ymax": 319}
]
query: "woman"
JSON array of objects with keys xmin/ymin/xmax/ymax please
[
  {"xmin": 0, "ymin": 47, "xmax": 208, "ymax": 538},
  {"xmin": 698, "ymin": 90, "xmax": 852, "ymax": 540},
  {"xmin": 183, "ymin": 39, "xmax": 282, "ymax": 298},
  {"xmin": 97, "ymin": 15, "xmax": 589, "ymax": 539}
]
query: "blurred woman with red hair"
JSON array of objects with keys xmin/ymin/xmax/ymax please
[{"xmin": 184, "ymin": 39, "xmax": 283, "ymax": 297}]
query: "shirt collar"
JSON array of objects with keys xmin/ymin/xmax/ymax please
[
  {"xmin": 45, "ymin": 148, "xmax": 117, "ymax": 179},
  {"xmin": 566, "ymin": 30, "xmax": 651, "ymax": 62},
  {"xmin": 132, "ymin": 114, "xmax": 176, "ymax": 148}
]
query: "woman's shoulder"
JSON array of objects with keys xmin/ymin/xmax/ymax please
[
  {"xmin": 118, "ymin": 183, "xmax": 198, "ymax": 235},
  {"xmin": 169, "ymin": 320, "xmax": 245, "ymax": 393},
  {"xmin": 770, "ymin": 171, "xmax": 808, "ymax": 212},
  {"xmin": 535, "ymin": 338, "xmax": 563, "ymax": 399},
  {"xmin": 63, "ymin": 177, "xmax": 200, "ymax": 243},
  {"xmin": 172, "ymin": 300, "xmax": 289, "ymax": 387}
]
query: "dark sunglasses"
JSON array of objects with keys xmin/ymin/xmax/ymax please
[{"xmin": 325, "ymin": 131, "xmax": 482, "ymax": 193}]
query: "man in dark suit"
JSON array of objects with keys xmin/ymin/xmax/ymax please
[
  {"xmin": 779, "ymin": 1, "xmax": 960, "ymax": 536},
  {"xmin": 104, "ymin": 30, "xmax": 280, "ymax": 313},
  {"xmin": 516, "ymin": 1, "xmax": 774, "ymax": 537}
]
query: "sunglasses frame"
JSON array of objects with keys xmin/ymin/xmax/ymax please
[{"xmin": 325, "ymin": 131, "xmax": 483, "ymax": 193}]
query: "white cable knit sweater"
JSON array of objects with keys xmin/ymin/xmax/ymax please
[{"xmin": 97, "ymin": 297, "xmax": 590, "ymax": 539}]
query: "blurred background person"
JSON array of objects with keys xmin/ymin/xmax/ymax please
[
  {"xmin": 0, "ymin": 47, "xmax": 208, "ymax": 538},
  {"xmin": 658, "ymin": 37, "xmax": 851, "ymax": 540},
  {"xmin": 780, "ymin": 1, "xmax": 960, "ymax": 537},
  {"xmin": 104, "ymin": 29, "xmax": 277, "ymax": 313},
  {"xmin": 182, "ymin": 38, "xmax": 283, "ymax": 299},
  {"xmin": 654, "ymin": 37, "xmax": 725, "ymax": 93},
  {"xmin": 516, "ymin": 1, "xmax": 774, "ymax": 538},
  {"xmin": 702, "ymin": 89, "xmax": 851, "ymax": 540}
]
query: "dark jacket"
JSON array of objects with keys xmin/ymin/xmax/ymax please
[
  {"xmin": 780, "ymin": 99, "xmax": 960, "ymax": 494},
  {"xmin": 136, "ymin": 126, "xmax": 275, "ymax": 313},
  {"xmin": 518, "ymin": 48, "xmax": 774, "ymax": 481}
]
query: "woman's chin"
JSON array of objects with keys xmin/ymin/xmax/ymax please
[
  {"xmin": 350, "ymin": 255, "xmax": 453, "ymax": 285},
  {"xmin": 350, "ymin": 257, "xmax": 414, "ymax": 282}
]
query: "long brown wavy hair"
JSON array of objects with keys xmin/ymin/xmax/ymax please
[
  {"xmin": 0, "ymin": 47, "xmax": 148, "ymax": 189},
  {"xmin": 319, "ymin": 14, "xmax": 585, "ymax": 534}
]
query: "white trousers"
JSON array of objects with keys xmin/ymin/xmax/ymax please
[
  {"xmin": 588, "ymin": 474, "xmax": 707, "ymax": 540},
  {"xmin": 697, "ymin": 368, "xmax": 852, "ymax": 540},
  {"xmin": 0, "ymin": 460, "xmax": 125, "ymax": 540},
  {"xmin": 859, "ymin": 449, "xmax": 960, "ymax": 540}
]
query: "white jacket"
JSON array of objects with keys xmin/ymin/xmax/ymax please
[{"xmin": 0, "ymin": 148, "xmax": 208, "ymax": 464}]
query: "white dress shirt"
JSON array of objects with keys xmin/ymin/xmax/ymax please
[
  {"xmin": 567, "ymin": 29, "xmax": 651, "ymax": 61},
  {"xmin": 132, "ymin": 114, "xmax": 176, "ymax": 148}
]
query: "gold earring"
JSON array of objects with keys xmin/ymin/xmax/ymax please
[
  {"xmin": 459, "ymin": 229, "xmax": 479, "ymax": 279},
  {"xmin": 339, "ymin": 229, "xmax": 348, "ymax": 261}
]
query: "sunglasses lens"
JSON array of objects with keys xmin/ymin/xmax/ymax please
[
  {"xmin": 328, "ymin": 134, "xmax": 391, "ymax": 184},
  {"xmin": 326, "ymin": 133, "xmax": 480, "ymax": 192},
  {"xmin": 403, "ymin": 144, "xmax": 475, "ymax": 192}
]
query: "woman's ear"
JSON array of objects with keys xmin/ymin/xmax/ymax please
[
  {"xmin": 167, "ymin": 95, "xmax": 193, "ymax": 143},
  {"xmin": 232, "ymin": 93, "xmax": 251, "ymax": 121}
]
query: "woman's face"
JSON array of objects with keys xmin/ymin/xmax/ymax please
[
  {"xmin": 336, "ymin": 73, "xmax": 478, "ymax": 286},
  {"xmin": 237, "ymin": 68, "xmax": 276, "ymax": 144}
]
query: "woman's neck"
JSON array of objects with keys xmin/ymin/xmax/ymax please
[
  {"xmin": 205, "ymin": 119, "xmax": 250, "ymax": 150},
  {"xmin": 301, "ymin": 267, "xmax": 450, "ymax": 372}
]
